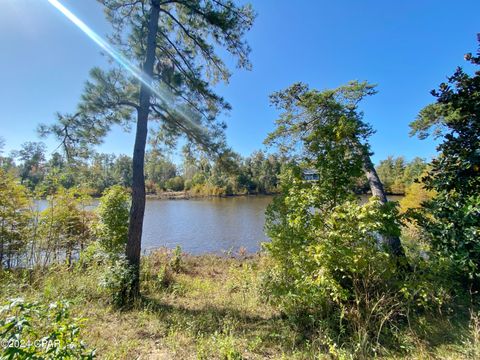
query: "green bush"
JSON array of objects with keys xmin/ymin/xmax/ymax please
[
  {"xmin": 100, "ymin": 257, "xmax": 136, "ymax": 308},
  {"xmin": 0, "ymin": 298, "xmax": 95, "ymax": 359},
  {"xmin": 0, "ymin": 169, "xmax": 32, "ymax": 269},
  {"xmin": 165, "ymin": 176, "xmax": 185, "ymax": 191},
  {"xmin": 263, "ymin": 177, "xmax": 449, "ymax": 355},
  {"xmin": 37, "ymin": 187, "xmax": 93, "ymax": 266},
  {"xmin": 78, "ymin": 241, "xmax": 109, "ymax": 268},
  {"xmin": 170, "ymin": 245, "xmax": 183, "ymax": 273},
  {"xmin": 95, "ymin": 185, "xmax": 130, "ymax": 256},
  {"xmin": 418, "ymin": 193, "xmax": 480, "ymax": 283}
]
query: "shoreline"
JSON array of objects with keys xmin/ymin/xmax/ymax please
[
  {"xmin": 146, "ymin": 191, "xmax": 278, "ymax": 200},
  {"xmin": 147, "ymin": 190, "xmax": 405, "ymax": 200}
]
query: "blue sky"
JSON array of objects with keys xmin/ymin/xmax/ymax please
[{"xmin": 0, "ymin": 0, "xmax": 479, "ymax": 164}]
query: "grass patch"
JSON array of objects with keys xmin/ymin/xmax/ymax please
[{"xmin": 0, "ymin": 250, "xmax": 478, "ymax": 359}]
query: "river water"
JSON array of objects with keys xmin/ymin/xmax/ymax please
[
  {"xmin": 142, "ymin": 196, "xmax": 271, "ymax": 254},
  {"xmin": 37, "ymin": 194, "xmax": 403, "ymax": 255}
]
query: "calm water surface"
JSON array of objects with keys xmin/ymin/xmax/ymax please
[
  {"xmin": 37, "ymin": 194, "xmax": 403, "ymax": 255},
  {"xmin": 142, "ymin": 196, "xmax": 271, "ymax": 254}
]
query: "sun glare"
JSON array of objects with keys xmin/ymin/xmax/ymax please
[{"xmin": 46, "ymin": 0, "xmax": 201, "ymax": 129}]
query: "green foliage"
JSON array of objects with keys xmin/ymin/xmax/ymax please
[
  {"xmin": 1, "ymin": 144, "xmax": 285, "ymax": 197},
  {"xmin": 170, "ymin": 245, "xmax": 183, "ymax": 273},
  {"xmin": 376, "ymin": 156, "xmax": 427, "ymax": 194},
  {"xmin": 181, "ymin": 148, "xmax": 283, "ymax": 196},
  {"xmin": 420, "ymin": 193, "xmax": 480, "ymax": 282},
  {"xmin": 263, "ymin": 186, "xmax": 449, "ymax": 355},
  {"xmin": 264, "ymin": 191, "xmax": 399, "ymax": 317},
  {"xmin": 77, "ymin": 241, "xmax": 109, "ymax": 269},
  {"xmin": 0, "ymin": 250, "xmax": 472, "ymax": 359},
  {"xmin": 37, "ymin": 188, "xmax": 93, "ymax": 266},
  {"xmin": 165, "ymin": 176, "xmax": 185, "ymax": 191},
  {"xmin": 95, "ymin": 185, "xmax": 130, "ymax": 256},
  {"xmin": 0, "ymin": 170, "xmax": 32, "ymax": 269},
  {"xmin": 400, "ymin": 179, "xmax": 434, "ymax": 213},
  {"xmin": 100, "ymin": 256, "xmax": 137, "ymax": 308},
  {"xmin": 265, "ymin": 81, "xmax": 376, "ymax": 204},
  {"xmin": 261, "ymin": 81, "xmax": 433, "ymax": 355},
  {"xmin": 145, "ymin": 151, "xmax": 177, "ymax": 191},
  {"xmin": 12, "ymin": 142, "xmax": 46, "ymax": 191},
  {"xmin": 0, "ymin": 298, "xmax": 95, "ymax": 359},
  {"xmin": 412, "ymin": 36, "xmax": 480, "ymax": 284}
]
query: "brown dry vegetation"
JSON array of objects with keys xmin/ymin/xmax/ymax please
[{"xmin": 1, "ymin": 250, "xmax": 479, "ymax": 359}]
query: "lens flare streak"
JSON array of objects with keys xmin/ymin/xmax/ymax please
[{"xmin": 47, "ymin": 0, "xmax": 200, "ymax": 128}]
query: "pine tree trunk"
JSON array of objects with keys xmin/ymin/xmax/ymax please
[
  {"xmin": 362, "ymin": 152, "xmax": 407, "ymax": 258},
  {"xmin": 125, "ymin": 0, "xmax": 160, "ymax": 300}
]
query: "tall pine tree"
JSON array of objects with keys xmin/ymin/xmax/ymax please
[{"xmin": 41, "ymin": 0, "xmax": 254, "ymax": 300}]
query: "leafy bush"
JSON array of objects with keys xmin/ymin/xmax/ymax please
[
  {"xmin": 170, "ymin": 245, "xmax": 183, "ymax": 273},
  {"xmin": 0, "ymin": 170, "xmax": 32, "ymax": 269},
  {"xmin": 78, "ymin": 241, "xmax": 109, "ymax": 268},
  {"xmin": 418, "ymin": 193, "xmax": 480, "ymax": 283},
  {"xmin": 264, "ymin": 195, "xmax": 402, "ymax": 334},
  {"xmin": 262, "ymin": 171, "xmax": 448, "ymax": 355},
  {"xmin": 37, "ymin": 187, "xmax": 93, "ymax": 266},
  {"xmin": 0, "ymin": 298, "xmax": 95, "ymax": 359},
  {"xmin": 165, "ymin": 176, "xmax": 185, "ymax": 191},
  {"xmin": 95, "ymin": 185, "xmax": 130, "ymax": 256},
  {"xmin": 100, "ymin": 257, "xmax": 136, "ymax": 308}
]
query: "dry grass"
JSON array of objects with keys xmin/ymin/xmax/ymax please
[{"xmin": 0, "ymin": 251, "xmax": 478, "ymax": 359}]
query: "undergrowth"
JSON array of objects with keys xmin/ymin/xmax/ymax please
[{"xmin": 0, "ymin": 249, "xmax": 478, "ymax": 359}]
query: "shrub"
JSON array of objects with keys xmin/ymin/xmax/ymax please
[
  {"xmin": 78, "ymin": 241, "xmax": 109, "ymax": 268},
  {"xmin": 0, "ymin": 298, "xmax": 95, "ymax": 359},
  {"xmin": 170, "ymin": 245, "xmax": 183, "ymax": 273},
  {"xmin": 95, "ymin": 185, "xmax": 130, "ymax": 256},
  {"xmin": 419, "ymin": 193, "xmax": 480, "ymax": 284},
  {"xmin": 100, "ymin": 256, "xmax": 136, "ymax": 308},
  {"xmin": 399, "ymin": 179, "xmax": 434, "ymax": 213},
  {"xmin": 0, "ymin": 170, "xmax": 32, "ymax": 269},
  {"xmin": 263, "ymin": 189, "xmax": 448, "ymax": 355},
  {"xmin": 37, "ymin": 187, "xmax": 93, "ymax": 266},
  {"xmin": 165, "ymin": 176, "xmax": 185, "ymax": 191}
]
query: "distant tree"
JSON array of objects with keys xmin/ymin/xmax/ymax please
[
  {"xmin": 112, "ymin": 154, "xmax": 133, "ymax": 188},
  {"xmin": 165, "ymin": 176, "xmax": 184, "ymax": 191},
  {"xmin": 94, "ymin": 153, "xmax": 118, "ymax": 193},
  {"xmin": 243, "ymin": 151, "xmax": 282, "ymax": 193},
  {"xmin": 145, "ymin": 151, "xmax": 177, "ymax": 191},
  {"xmin": 39, "ymin": 153, "xmax": 77, "ymax": 193},
  {"xmin": 402, "ymin": 157, "xmax": 427, "ymax": 186},
  {"xmin": 376, "ymin": 156, "xmax": 427, "ymax": 194},
  {"xmin": 13, "ymin": 142, "xmax": 46, "ymax": 190},
  {"xmin": 411, "ymin": 35, "xmax": 480, "ymax": 283},
  {"xmin": 0, "ymin": 138, "xmax": 16, "ymax": 173},
  {"xmin": 376, "ymin": 156, "xmax": 405, "ymax": 194}
]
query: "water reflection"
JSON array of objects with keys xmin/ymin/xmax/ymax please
[{"xmin": 36, "ymin": 194, "xmax": 403, "ymax": 255}]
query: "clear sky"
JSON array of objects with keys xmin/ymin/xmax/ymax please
[{"xmin": 0, "ymin": 0, "xmax": 479, "ymax": 164}]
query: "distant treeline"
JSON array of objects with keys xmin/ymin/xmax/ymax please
[
  {"xmin": 0, "ymin": 140, "xmax": 426, "ymax": 197},
  {"xmin": 0, "ymin": 143, "xmax": 284, "ymax": 197},
  {"xmin": 370, "ymin": 156, "xmax": 427, "ymax": 195}
]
